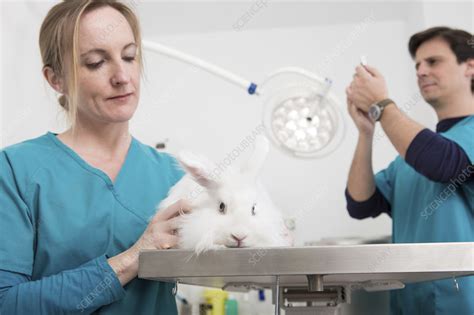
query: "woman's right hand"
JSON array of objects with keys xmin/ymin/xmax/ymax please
[
  {"xmin": 108, "ymin": 199, "xmax": 191, "ymax": 286},
  {"xmin": 133, "ymin": 199, "xmax": 191, "ymax": 251}
]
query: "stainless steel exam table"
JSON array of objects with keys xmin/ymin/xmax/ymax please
[{"xmin": 139, "ymin": 242, "xmax": 474, "ymax": 314}]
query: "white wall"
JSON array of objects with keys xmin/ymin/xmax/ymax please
[
  {"xmin": 1, "ymin": 1, "xmax": 68, "ymax": 148},
  {"xmin": 421, "ymin": 1, "xmax": 473, "ymax": 31},
  {"xmin": 1, "ymin": 1, "xmax": 470, "ymax": 244}
]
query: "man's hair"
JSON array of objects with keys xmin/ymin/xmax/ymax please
[{"xmin": 408, "ymin": 26, "xmax": 473, "ymax": 93}]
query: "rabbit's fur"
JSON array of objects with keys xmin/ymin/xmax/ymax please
[{"xmin": 158, "ymin": 136, "xmax": 291, "ymax": 253}]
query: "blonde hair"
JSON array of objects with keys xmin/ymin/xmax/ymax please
[{"xmin": 39, "ymin": 0, "xmax": 143, "ymax": 128}]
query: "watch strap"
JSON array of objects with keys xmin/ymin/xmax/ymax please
[{"xmin": 377, "ymin": 98, "xmax": 394, "ymax": 109}]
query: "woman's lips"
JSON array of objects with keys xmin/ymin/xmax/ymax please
[{"xmin": 107, "ymin": 92, "xmax": 133, "ymax": 101}]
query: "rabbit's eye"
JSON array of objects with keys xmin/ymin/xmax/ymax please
[
  {"xmin": 251, "ymin": 203, "xmax": 256, "ymax": 216},
  {"xmin": 219, "ymin": 202, "xmax": 226, "ymax": 214}
]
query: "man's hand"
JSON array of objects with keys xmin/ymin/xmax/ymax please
[
  {"xmin": 346, "ymin": 96, "xmax": 375, "ymax": 137},
  {"xmin": 346, "ymin": 65, "xmax": 389, "ymax": 112}
]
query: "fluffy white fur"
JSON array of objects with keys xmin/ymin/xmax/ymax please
[{"xmin": 157, "ymin": 135, "xmax": 291, "ymax": 253}]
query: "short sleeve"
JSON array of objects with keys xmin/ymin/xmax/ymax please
[
  {"xmin": 442, "ymin": 119, "xmax": 474, "ymax": 210},
  {"xmin": 442, "ymin": 119, "xmax": 474, "ymax": 161},
  {"xmin": 374, "ymin": 159, "xmax": 399, "ymax": 205},
  {"xmin": 164, "ymin": 153, "xmax": 185, "ymax": 186},
  {"xmin": 0, "ymin": 151, "xmax": 35, "ymax": 275}
]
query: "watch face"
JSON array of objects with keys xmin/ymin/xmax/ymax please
[{"xmin": 369, "ymin": 105, "xmax": 380, "ymax": 121}]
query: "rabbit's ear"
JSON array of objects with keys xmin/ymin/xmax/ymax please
[
  {"xmin": 241, "ymin": 135, "xmax": 270, "ymax": 177},
  {"xmin": 178, "ymin": 151, "xmax": 218, "ymax": 188}
]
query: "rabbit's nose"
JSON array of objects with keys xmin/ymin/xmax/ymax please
[{"xmin": 231, "ymin": 234, "xmax": 247, "ymax": 241}]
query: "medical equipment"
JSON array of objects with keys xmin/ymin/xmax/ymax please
[
  {"xmin": 142, "ymin": 40, "xmax": 345, "ymax": 158},
  {"xmin": 139, "ymin": 242, "xmax": 474, "ymax": 315}
]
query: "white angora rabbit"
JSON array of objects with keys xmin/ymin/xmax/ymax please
[{"xmin": 158, "ymin": 135, "xmax": 291, "ymax": 253}]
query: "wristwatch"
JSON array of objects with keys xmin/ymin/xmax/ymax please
[{"xmin": 368, "ymin": 98, "xmax": 395, "ymax": 121}]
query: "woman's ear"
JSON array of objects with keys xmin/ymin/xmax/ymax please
[{"xmin": 42, "ymin": 66, "xmax": 65, "ymax": 94}]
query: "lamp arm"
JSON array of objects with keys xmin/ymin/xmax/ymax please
[{"xmin": 142, "ymin": 40, "xmax": 258, "ymax": 95}]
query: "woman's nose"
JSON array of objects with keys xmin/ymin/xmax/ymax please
[{"xmin": 110, "ymin": 65, "xmax": 130, "ymax": 86}]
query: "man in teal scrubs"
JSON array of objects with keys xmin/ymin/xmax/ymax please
[{"xmin": 345, "ymin": 27, "xmax": 474, "ymax": 314}]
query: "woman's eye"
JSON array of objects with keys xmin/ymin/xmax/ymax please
[
  {"xmin": 251, "ymin": 203, "xmax": 256, "ymax": 216},
  {"xmin": 219, "ymin": 202, "xmax": 226, "ymax": 214},
  {"xmin": 86, "ymin": 60, "xmax": 104, "ymax": 69},
  {"xmin": 124, "ymin": 56, "xmax": 136, "ymax": 62}
]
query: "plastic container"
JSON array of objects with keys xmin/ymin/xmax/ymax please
[
  {"xmin": 204, "ymin": 289, "xmax": 228, "ymax": 315},
  {"xmin": 224, "ymin": 296, "xmax": 238, "ymax": 315}
]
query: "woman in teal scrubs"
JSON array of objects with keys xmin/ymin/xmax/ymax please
[{"xmin": 0, "ymin": 1, "xmax": 190, "ymax": 314}]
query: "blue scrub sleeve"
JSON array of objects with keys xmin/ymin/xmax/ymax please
[
  {"xmin": 1, "ymin": 151, "xmax": 126, "ymax": 313},
  {"xmin": 442, "ymin": 122, "xmax": 474, "ymax": 211},
  {"xmin": 168, "ymin": 154, "xmax": 185, "ymax": 184},
  {"xmin": 374, "ymin": 159, "xmax": 398, "ymax": 204},
  {"xmin": 0, "ymin": 255, "xmax": 125, "ymax": 314},
  {"xmin": 0, "ymin": 151, "xmax": 35, "ymax": 275}
]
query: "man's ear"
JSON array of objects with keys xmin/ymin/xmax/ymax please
[
  {"xmin": 42, "ymin": 66, "xmax": 65, "ymax": 94},
  {"xmin": 465, "ymin": 58, "xmax": 474, "ymax": 78}
]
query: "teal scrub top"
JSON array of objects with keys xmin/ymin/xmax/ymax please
[
  {"xmin": 375, "ymin": 116, "xmax": 474, "ymax": 314},
  {"xmin": 0, "ymin": 132, "xmax": 184, "ymax": 314}
]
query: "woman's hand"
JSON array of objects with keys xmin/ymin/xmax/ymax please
[
  {"xmin": 134, "ymin": 199, "xmax": 191, "ymax": 251},
  {"xmin": 107, "ymin": 199, "xmax": 191, "ymax": 286}
]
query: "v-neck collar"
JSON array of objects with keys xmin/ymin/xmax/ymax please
[
  {"xmin": 436, "ymin": 115, "xmax": 472, "ymax": 133},
  {"xmin": 46, "ymin": 131, "xmax": 136, "ymax": 188}
]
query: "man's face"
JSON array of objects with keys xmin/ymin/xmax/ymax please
[{"xmin": 415, "ymin": 37, "xmax": 472, "ymax": 106}]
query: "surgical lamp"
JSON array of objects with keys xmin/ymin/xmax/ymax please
[{"xmin": 142, "ymin": 40, "xmax": 346, "ymax": 158}]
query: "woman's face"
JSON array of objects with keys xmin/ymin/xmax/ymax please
[{"xmin": 73, "ymin": 6, "xmax": 140, "ymax": 125}]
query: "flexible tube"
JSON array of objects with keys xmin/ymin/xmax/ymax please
[{"xmin": 142, "ymin": 40, "xmax": 257, "ymax": 94}]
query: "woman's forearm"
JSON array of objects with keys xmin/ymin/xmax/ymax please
[
  {"xmin": 0, "ymin": 256, "xmax": 125, "ymax": 314},
  {"xmin": 107, "ymin": 247, "xmax": 139, "ymax": 286}
]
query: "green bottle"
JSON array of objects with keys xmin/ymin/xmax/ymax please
[{"xmin": 224, "ymin": 297, "xmax": 238, "ymax": 315}]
